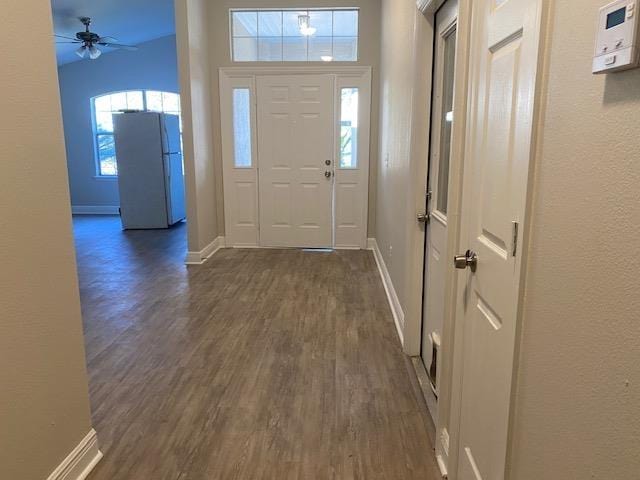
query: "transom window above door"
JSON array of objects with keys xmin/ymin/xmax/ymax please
[
  {"xmin": 230, "ymin": 9, "xmax": 359, "ymax": 62},
  {"xmin": 92, "ymin": 90, "xmax": 181, "ymax": 176}
]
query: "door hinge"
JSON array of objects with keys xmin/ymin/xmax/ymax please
[{"xmin": 511, "ymin": 221, "xmax": 519, "ymax": 257}]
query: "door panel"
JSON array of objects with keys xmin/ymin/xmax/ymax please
[
  {"xmin": 456, "ymin": 0, "xmax": 543, "ymax": 478},
  {"xmin": 257, "ymin": 75, "xmax": 334, "ymax": 248},
  {"xmin": 421, "ymin": 0, "xmax": 459, "ymax": 425}
]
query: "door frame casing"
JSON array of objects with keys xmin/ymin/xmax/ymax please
[
  {"xmin": 219, "ymin": 66, "xmax": 372, "ymax": 249},
  {"xmin": 420, "ymin": 0, "xmax": 460, "ymax": 428},
  {"xmin": 403, "ymin": 0, "xmax": 473, "ymax": 476}
]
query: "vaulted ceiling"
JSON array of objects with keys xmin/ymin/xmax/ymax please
[{"xmin": 51, "ymin": 0, "xmax": 176, "ymax": 65}]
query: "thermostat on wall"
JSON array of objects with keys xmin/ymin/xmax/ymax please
[{"xmin": 593, "ymin": 0, "xmax": 640, "ymax": 73}]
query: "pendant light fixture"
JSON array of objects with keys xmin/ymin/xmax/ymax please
[{"xmin": 298, "ymin": 14, "xmax": 316, "ymax": 36}]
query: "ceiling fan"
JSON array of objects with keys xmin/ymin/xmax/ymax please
[{"xmin": 55, "ymin": 16, "xmax": 138, "ymax": 60}]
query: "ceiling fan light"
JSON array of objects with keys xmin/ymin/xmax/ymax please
[
  {"xmin": 75, "ymin": 45, "xmax": 87, "ymax": 58},
  {"xmin": 88, "ymin": 45, "xmax": 102, "ymax": 60}
]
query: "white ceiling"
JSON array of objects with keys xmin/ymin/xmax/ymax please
[{"xmin": 51, "ymin": 0, "xmax": 176, "ymax": 65}]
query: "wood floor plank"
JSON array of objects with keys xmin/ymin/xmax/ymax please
[{"xmin": 72, "ymin": 216, "xmax": 440, "ymax": 479}]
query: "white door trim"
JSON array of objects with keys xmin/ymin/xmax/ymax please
[
  {"xmin": 219, "ymin": 66, "xmax": 372, "ymax": 249},
  {"xmin": 404, "ymin": 1, "xmax": 473, "ymax": 477}
]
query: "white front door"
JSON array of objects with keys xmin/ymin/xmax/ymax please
[
  {"xmin": 455, "ymin": 0, "xmax": 543, "ymax": 478},
  {"xmin": 421, "ymin": 0, "xmax": 459, "ymax": 424},
  {"xmin": 257, "ymin": 75, "xmax": 334, "ymax": 248}
]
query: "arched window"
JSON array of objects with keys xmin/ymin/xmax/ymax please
[{"xmin": 92, "ymin": 90, "xmax": 181, "ymax": 176}]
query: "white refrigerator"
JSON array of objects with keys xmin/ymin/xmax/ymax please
[{"xmin": 113, "ymin": 112, "xmax": 186, "ymax": 229}]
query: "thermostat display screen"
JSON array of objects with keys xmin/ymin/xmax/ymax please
[{"xmin": 607, "ymin": 7, "xmax": 627, "ymax": 29}]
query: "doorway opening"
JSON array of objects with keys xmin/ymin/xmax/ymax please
[
  {"xmin": 52, "ymin": 1, "xmax": 186, "ymax": 238},
  {"xmin": 419, "ymin": 0, "xmax": 459, "ymax": 427},
  {"xmin": 49, "ymin": 0, "xmax": 189, "ymax": 469}
]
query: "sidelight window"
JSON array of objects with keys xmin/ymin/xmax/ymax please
[
  {"xmin": 339, "ymin": 87, "xmax": 359, "ymax": 168},
  {"xmin": 232, "ymin": 88, "xmax": 253, "ymax": 168}
]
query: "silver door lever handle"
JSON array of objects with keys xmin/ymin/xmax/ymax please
[
  {"xmin": 454, "ymin": 250, "xmax": 478, "ymax": 272},
  {"xmin": 417, "ymin": 212, "xmax": 430, "ymax": 223}
]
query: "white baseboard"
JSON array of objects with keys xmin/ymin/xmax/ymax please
[
  {"xmin": 71, "ymin": 205, "xmax": 119, "ymax": 215},
  {"xmin": 367, "ymin": 238, "xmax": 405, "ymax": 346},
  {"xmin": 185, "ymin": 236, "xmax": 226, "ymax": 265},
  {"xmin": 47, "ymin": 429, "xmax": 102, "ymax": 480}
]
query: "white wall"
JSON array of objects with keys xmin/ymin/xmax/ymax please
[
  {"xmin": 0, "ymin": 0, "xmax": 95, "ymax": 478},
  {"xmin": 57, "ymin": 35, "xmax": 179, "ymax": 209},
  {"xmin": 508, "ymin": 0, "xmax": 640, "ymax": 477}
]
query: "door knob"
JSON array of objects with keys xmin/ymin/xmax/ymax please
[
  {"xmin": 417, "ymin": 212, "xmax": 430, "ymax": 223},
  {"xmin": 324, "ymin": 171, "xmax": 332, "ymax": 178},
  {"xmin": 454, "ymin": 250, "xmax": 478, "ymax": 272}
]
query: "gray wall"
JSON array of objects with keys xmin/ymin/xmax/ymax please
[
  {"xmin": 376, "ymin": 0, "xmax": 422, "ymax": 328},
  {"xmin": 57, "ymin": 35, "xmax": 179, "ymax": 208},
  {"xmin": 175, "ymin": 0, "xmax": 219, "ymax": 252},
  {"xmin": 0, "ymin": 0, "xmax": 94, "ymax": 477}
]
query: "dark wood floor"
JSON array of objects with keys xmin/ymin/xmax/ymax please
[{"xmin": 73, "ymin": 216, "xmax": 439, "ymax": 479}]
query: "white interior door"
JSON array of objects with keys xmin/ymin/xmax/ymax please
[
  {"xmin": 421, "ymin": 0, "xmax": 459, "ymax": 424},
  {"xmin": 257, "ymin": 75, "xmax": 334, "ymax": 248},
  {"xmin": 455, "ymin": 0, "xmax": 543, "ymax": 478}
]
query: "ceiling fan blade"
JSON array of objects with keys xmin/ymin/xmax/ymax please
[
  {"xmin": 54, "ymin": 34, "xmax": 79, "ymax": 41},
  {"xmin": 56, "ymin": 41, "xmax": 82, "ymax": 44},
  {"xmin": 98, "ymin": 36, "xmax": 119, "ymax": 43},
  {"xmin": 98, "ymin": 42, "xmax": 138, "ymax": 51}
]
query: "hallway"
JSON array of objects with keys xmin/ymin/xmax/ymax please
[{"xmin": 73, "ymin": 217, "xmax": 439, "ymax": 479}]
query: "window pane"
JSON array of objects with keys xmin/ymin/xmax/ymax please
[
  {"xmin": 97, "ymin": 134, "xmax": 117, "ymax": 175},
  {"xmin": 162, "ymin": 92, "xmax": 180, "ymax": 112},
  {"xmin": 146, "ymin": 91, "xmax": 163, "ymax": 112},
  {"xmin": 233, "ymin": 37, "xmax": 258, "ymax": 61},
  {"xmin": 231, "ymin": 9, "xmax": 359, "ymax": 62},
  {"xmin": 437, "ymin": 29, "xmax": 457, "ymax": 215},
  {"xmin": 126, "ymin": 91, "xmax": 144, "ymax": 110},
  {"xmin": 308, "ymin": 37, "xmax": 333, "ymax": 61},
  {"xmin": 258, "ymin": 11, "xmax": 282, "ymax": 36},
  {"xmin": 333, "ymin": 10, "xmax": 358, "ymax": 36},
  {"xmin": 309, "ymin": 11, "xmax": 333, "ymax": 36},
  {"xmin": 233, "ymin": 88, "xmax": 252, "ymax": 168},
  {"xmin": 94, "ymin": 95, "xmax": 111, "ymax": 113},
  {"xmin": 283, "ymin": 11, "xmax": 307, "ymax": 36},
  {"xmin": 258, "ymin": 37, "xmax": 283, "ymax": 61},
  {"xmin": 283, "ymin": 36, "xmax": 307, "ymax": 61},
  {"xmin": 95, "ymin": 111, "xmax": 114, "ymax": 133},
  {"xmin": 339, "ymin": 88, "xmax": 359, "ymax": 169},
  {"xmin": 233, "ymin": 11, "xmax": 257, "ymax": 37},
  {"xmin": 110, "ymin": 92, "xmax": 127, "ymax": 111},
  {"xmin": 333, "ymin": 36, "xmax": 358, "ymax": 61}
]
